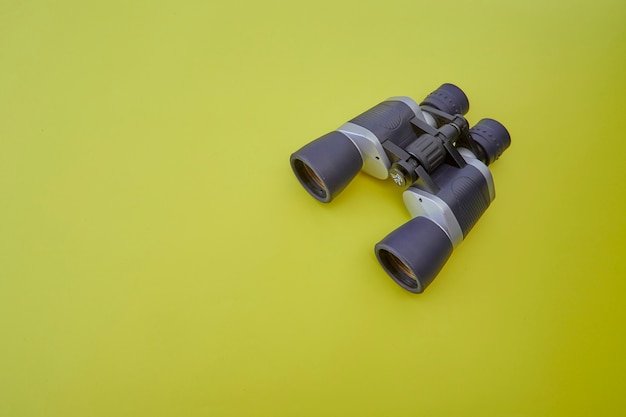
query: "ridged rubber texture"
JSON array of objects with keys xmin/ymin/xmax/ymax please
[
  {"xmin": 349, "ymin": 100, "xmax": 417, "ymax": 149},
  {"xmin": 405, "ymin": 134, "xmax": 446, "ymax": 171},
  {"xmin": 375, "ymin": 216, "xmax": 454, "ymax": 293},
  {"xmin": 290, "ymin": 131, "xmax": 363, "ymax": 203},
  {"xmin": 428, "ymin": 163, "xmax": 491, "ymax": 236},
  {"xmin": 420, "ymin": 83, "xmax": 470, "ymax": 115},
  {"xmin": 469, "ymin": 118, "xmax": 511, "ymax": 166}
]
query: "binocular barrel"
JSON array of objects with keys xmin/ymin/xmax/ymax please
[
  {"xmin": 289, "ymin": 84, "xmax": 511, "ymax": 294},
  {"xmin": 290, "ymin": 83, "xmax": 470, "ymax": 203},
  {"xmin": 375, "ymin": 147, "xmax": 499, "ymax": 293}
]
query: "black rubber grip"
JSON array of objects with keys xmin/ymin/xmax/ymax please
[
  {"xmin": 427, "ymin": 163, "xmax": 491, "ymax": 236},
  {"xmin": 349, "ymin": 100, "xmax": 417, "ymax": 149},
  {"xmin": 375, "ymin": 216, "xmax": 453, "ymax": 293},
  {"xmin": 290, "ymin": 131, "xmax": 363, "ymax": 203}
]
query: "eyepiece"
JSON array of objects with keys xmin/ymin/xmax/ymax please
[
  {"xmin": 420, "ymin": 83, "xmax": 470, "ymax": 115},
  {"xmin": 290, "ymin": 131, "xmax": 363, "ymax": 203},
  {"xmin": 469, "ymin": 118, "xmax": 511, "ymax": 166},
  {"xmin": 375, "ymin": 216, "xmax": 453, "ymax": 293}
]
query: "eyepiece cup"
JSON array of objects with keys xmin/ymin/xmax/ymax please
[
  {"xmin": 420, "ymin": 83, "xmax": 470, "ymax": 115},
  {"xmin": 469, "ymin": 118, "xmax": 511, "ymax": 166},
  {"xmin": 375, "ymin": 217, "xmax": 454, "ymax": 293},
  {"xmin": 290, "ymin": 131, "xmax": 363, "ymax": 203}
]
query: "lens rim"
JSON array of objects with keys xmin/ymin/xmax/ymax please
[
  {"xmin": 291, "ymin": 158, "xmax": 328, "ymax": 201},
  {"xmin": 376, "ymin": 248, "xmax": 421, "ymax": 292}
]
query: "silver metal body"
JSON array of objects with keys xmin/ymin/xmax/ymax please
[
  {"xmin": 337, "ymin": 97, "xmax": 437, "ymax": 180},
  {"xmin": 402, "ymin": 148, "xmax": 496, "ymax": 248},
  {"xmin": 337, "ymin": 122, "xmax": 390, "ymax": 179}
]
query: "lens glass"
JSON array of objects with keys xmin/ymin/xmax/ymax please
[
  {"xmin": 378, "ymin": 249, "xmax": 418, "ymax": 290},
  {"xmin": 293, "ymin": 159, "xmax": 327, "ymax": 200}
]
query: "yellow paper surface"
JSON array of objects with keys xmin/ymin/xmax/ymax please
[{"xmin": 1, "ymin": 1, "xmax": 625, "ymax": 415}]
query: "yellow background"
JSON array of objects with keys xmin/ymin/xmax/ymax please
[{"xmin": 1, "ymin": 0, "xmax": 625, "ymax": 415}]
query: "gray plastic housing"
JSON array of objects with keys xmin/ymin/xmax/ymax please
[
  {"xmin": 376, "ymin": 150, "xmax": 495, "ymax": 293},
  {"xmin": 290, "ymin": 96, "xmax": 438, "ymax": 203}
]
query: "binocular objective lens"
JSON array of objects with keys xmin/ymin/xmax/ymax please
[
  {"xmin": 290, "ymin": 131, "xmax": 363, "ymax": 203},
  {"xmin": 292, "ymin": 159, "xmax": 327, "ymax": 200},
  {"xmin": 375, "ymin": 217, "xmax": 454, "ymax": 293},
  {"xmin": 377, "ymin": 249, "xmax": 418, "ymax": 290}
]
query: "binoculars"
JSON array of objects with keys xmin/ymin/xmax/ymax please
[{"xmin": 290, "ymin": 84, "xmax": 511, "ymax": 293}]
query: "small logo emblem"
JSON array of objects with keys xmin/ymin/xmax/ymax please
[{"xmin": 391, "ymin": 171, "xmax": 405, "ymax": 187}]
